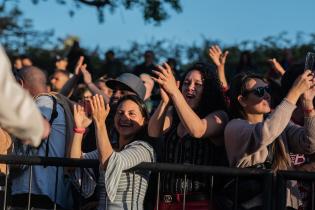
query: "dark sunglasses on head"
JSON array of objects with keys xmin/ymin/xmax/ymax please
[{"xmin": 242, "ymin": 86, "xmax": 271, "ymax": 98}]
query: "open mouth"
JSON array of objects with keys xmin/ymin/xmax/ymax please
[
  {"xmin": 113, "ymin": 97, "xmax": 120, "ymax": 102},
  {"xmin": 185, "ymin": 93, "xmax": 196, "ymax": 99},
  {"xmin": 118, "ymin": 121, "xmax": 133, "ymax": 128}
]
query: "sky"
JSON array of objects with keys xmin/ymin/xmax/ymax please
[{"xmin": 15, "ymin": 0, "xmax": 315, "ymax": 51}]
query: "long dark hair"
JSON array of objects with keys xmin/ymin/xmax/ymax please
[
  {"xmin": 115, "ymin": 95, "xmax": 149, "ymax": 141},
  {"xmin": 179, "ymin": 62, "xmax": 227, "ymax": 119},
  {"xmin": 228, "ymin": 72, "xmax": 290, "ymax": 170},
  {"xmin": 228, "ymin": 72, "xmax": 266, "ymax": 119}
]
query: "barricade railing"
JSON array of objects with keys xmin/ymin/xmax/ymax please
[
  {"xmin": 0, "ymin": 155, "xmax": 99, "ymax": 210},
  {"xmin": 130, "ymin": 162, "xmax": 274, "ymax": 210},
  {"xmin": 0, "ymin": 155, "xmax": 280, "ymax": 210},
  {"xmin": 277, "ymin": 170, "xmax": 315, "ymax": 210}
]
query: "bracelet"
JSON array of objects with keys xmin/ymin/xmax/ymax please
[
  {"xmin": 304, "ymin": 108, "xmax": 314, "ymax": 114},
  {"xmin": 73, "ymin": 127, "xmax": 86, "ymax": 134}
]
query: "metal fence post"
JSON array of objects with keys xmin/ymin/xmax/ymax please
[
  {"xmin": 2, "ymin": 164, "xmax": 8, "ymax": 210},
  {"xmin": 233, "ymin": 176, "xmax": 239, "ymax": 210},
  {"xmin": 311, "ymin": 181, "xmax": 314, "ymax": 210},
  {"xmin": 155, "ymin": 172, "xmax": 160, "ymax": 210},
  {"xmin": 262, "ymin": 172, "xmax": 273, "ymax": 210},
  {"xmin": 53, "ymin": 167, "xmax": 59, "ymax": 210},
  {"xmin": 27, "ymin": 165, "xmax": 33, "ymax": 210},
  {"xmin": 183, "ymin": 174, "xmax": 187, "ymax": 210},
  {"xmin": 210, "ymin": 175, "xmax": 214, "ymax": 201},
  {"xmin": 276, "ymin": 172, "xmax": 287, "ymax": 210}
]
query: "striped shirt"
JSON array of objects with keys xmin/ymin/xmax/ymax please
[{"xmin": 73, "ymin": 140, "xmax": 155, "ymax": 210}]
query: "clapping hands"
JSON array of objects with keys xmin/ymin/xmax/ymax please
[{"xmin": 152, "ymin": 62, "xmax": 178, "ymax": 96}]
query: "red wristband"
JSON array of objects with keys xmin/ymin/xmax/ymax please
[
  {"xmin": 304, "ymin": 108, "xmax": 314, "ymax": 114},
  {"xmin": 222, "ymin": 86, "xmax": 229, "ymax": 93},
  {"xmin": 73, "ymin": 127, "xmax": 86, "ymax": 134}
]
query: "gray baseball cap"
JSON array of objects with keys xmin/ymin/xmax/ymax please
[{"xmin": 106, "ymin": 73, "xmax": 146, "ymax": 100}]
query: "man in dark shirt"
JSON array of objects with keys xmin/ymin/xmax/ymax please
[
  {"xmin": 133, "ymin": 50, "xmax": 156, "ymax": 76},
  {"xmin": 98, "ymin": 50, "xmax": 126, "ymax": 79}
]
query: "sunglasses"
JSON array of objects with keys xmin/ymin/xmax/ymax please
[{"xmin": 242, "ymin": 86, "xmax": 271, "ymax": 98}]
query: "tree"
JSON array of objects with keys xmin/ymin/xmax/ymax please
[
  {"xmin": 29, "ymin": 0, "xmax": 182, "ymax": 24},
  {"xmin": 0, "ymin": 1, "xmax": 54, "ymax": 53}
]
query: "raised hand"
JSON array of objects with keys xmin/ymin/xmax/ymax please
[
  {"xmin": 152, "ymin": 62, "xmax": 178, "ymax": 96},
  {"xmin": 80, "ymin": 64, "xmax": 92, "ymax": 84},
  {"xmin": 208, "ymin": 45, "xmax": 229, "ymax": 67},
  {"xmin": 74, "ymin": 56, "xmax": 84, "ymax": 75},
  {"xmin": 73, "ymin": 104, "xmax": 92, "ymax": 129},
  {"xmin": 89, "ymin": 94, "xmax": 110, "ymax": 126},
  {"xmin": 209, "ymin": 45, "xmax": 229, "ymax": 88},
  {"xmin": 293, "ymin": 70, "xmax": 315, "ymax": 95},
  {"xmin": 301, "ymin": 71, "xmax": 315, "ymax": 107},
  {"xmin": 268, "ymin": 58, "xmax": 285, "ymax": 76}
]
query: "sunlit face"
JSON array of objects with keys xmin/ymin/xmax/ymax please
[
  {"xmin": 50, "ymin": 72, "xmax": 69, "ymax": 92},
  {"xmin": 114, "ymin": 100, "xmax": 145, "ymax": 138},
  {"xmin": 181, "ymin": 70, "xmax": 204, "ymax": 109},
  {"xmin": 240, "ymin": 78, "xmax": 271, "ymax": 115}
]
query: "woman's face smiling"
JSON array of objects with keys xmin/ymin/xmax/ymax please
[
  {"xmin": 240, "ymin": 78, "xmax": 271, "ymax": 115},
  {"xmin": 181, "ymin": 70, "xmax": 204, "ymax": 110},
  {"xmin": 114, "ymin": 99, "xmax": 145, "ymax": 138}
]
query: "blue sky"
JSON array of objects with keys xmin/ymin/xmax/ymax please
[{"xmin": 16, "ymin": 0, "xmax": 315, "ymax": 51}]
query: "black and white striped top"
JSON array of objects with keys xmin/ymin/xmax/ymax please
[{"xmin": 73, "ymin": 140, "xmax": 155, "ymax": 210}]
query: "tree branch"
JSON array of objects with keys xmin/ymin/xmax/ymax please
[{"xmin": 77, "ymin": 0, "xmax": 110, "ymax": 7}]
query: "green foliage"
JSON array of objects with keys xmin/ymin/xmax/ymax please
[
  {"xmin": 109, "ymin": 32, "xmax": 315, "ymax": 73},
  {"xmin": 15, "ymin": 32, "xmax": 314, "ymax": 80},
  {"xmin": 1, "ymin": 0, "xmax": 314, "ymax": 80},
  {"xmin": 0, "ymin": 0, "xmax": 54, "ymax": 54},
  {"xmin": 27, "ymin": 0, "xmax": 182, "ymax": 24},
  {"xmin": 4, "ymin": 31, "xmax": 315, "ymax": 79}
]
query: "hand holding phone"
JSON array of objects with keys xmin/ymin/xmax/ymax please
[
  {"xmin": 305, "ymin": 52, "xmax": 315, "ymax": 72},
  {"xmin": 84, "ymin": 99, "xmax": 92, "ymax": 117}
]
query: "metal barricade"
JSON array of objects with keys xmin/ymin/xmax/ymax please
[
  {"xmin": 277, "ymin": 170, "xmax": 315, "ymax": 210},
  {"xmin": 1, "ymin": 155, "xmax": 309, "ymax": 210}
]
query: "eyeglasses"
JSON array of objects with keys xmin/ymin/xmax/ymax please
[{"xmin": 242, "ymin": 86, "xmax": 271, "ymax": 98}]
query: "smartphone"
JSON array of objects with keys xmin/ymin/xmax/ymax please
[
  {"xmin": 84, "ymin": 99, "xmax": 92, "ymax": 117},
  {"xmin": 305, "ymin": 52, "xmax": 315, "ymax": 72}
]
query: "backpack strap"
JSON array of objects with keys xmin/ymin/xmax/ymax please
[
  {"xmin": 53, "ymin": 93, "xmax": 75, "ymax": 158},
  {"xmin": 43, "ymin": 95, "xmax": 58, "ymax": 167}
]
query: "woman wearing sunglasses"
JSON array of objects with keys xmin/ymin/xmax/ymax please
[{"xmin": 224, "ymin": 70, "xmax": 315, "ymax": 209}]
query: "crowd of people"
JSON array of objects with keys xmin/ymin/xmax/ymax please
[{"xmin": 0, "ymin": 43, "xmax": 315, "ymax": 210}]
